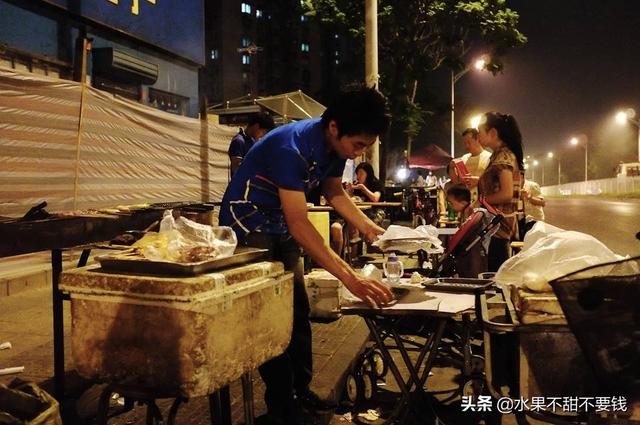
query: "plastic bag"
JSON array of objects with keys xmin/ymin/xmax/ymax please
[
  {"xmin": 372, "ymin": 224, "xmax": 443, "ymax": 253},
  {"xmin": 495, "ymin": 227, "xmax": 624, "ymax": 292},
  {"xmin": 136, "ymin": 210, "xmax": 237, "ymax": 263}
]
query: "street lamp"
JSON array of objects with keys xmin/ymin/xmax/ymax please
[
  {"xmin": 532, "ymin": 159, "xmax": 539, "ymax": 182},
  {"xmin": 570, "ymin": 136, "xmax": 588, "ymax": 182},
  {"xmin": 547, "ymin": 152, "xmax": 561, "ymax": 186},
  {"xmin": 469, "ymin": 114, "xmax": 483, "ymax": 129},
  {"xmin": 614, "ymin": 108, "xmax": 640, "ymax": 162},
  {"xmin": 451, "ymin": 56, "xmax": 488, "ymax": 157}
]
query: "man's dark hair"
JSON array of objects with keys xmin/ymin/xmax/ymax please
[
  {"xmin": 248, "ymin": 112, "xmax": 275, "ymax": 130},
  {"xmin": 446, "ymin": 184, "xmax": 471, "ymax": 204},
  {"xmin": 321, "ymin": 85, "xmax": 391, "ymax": 137},
  {"xmin": 462, "ymin": 128, "xmax": 478, "ymax": 138}
]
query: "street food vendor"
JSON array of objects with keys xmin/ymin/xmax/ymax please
[{"xmin": 219, "ymin": 86, "xmax": 395, "ymax": 425}]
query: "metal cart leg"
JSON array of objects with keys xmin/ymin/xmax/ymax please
[
  {"xmin": 51, "ymin": 249, "xmax": 64, "ymax": 400},
  {"xmin": 52, "ymin": 247, "xmax": 91, "ymax": 401},
  {"xmin": 241, "ymin": 372, "xmax": 255, "ymax": 425},
  {"xmin": 209, "ymin": 386, "xmax": 232, "ymax": 425},
  {"xmin": 167, "ymin": 397, "xmax": 186, "ymax": 425}
]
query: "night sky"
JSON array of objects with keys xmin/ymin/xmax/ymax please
[{"xmin": 455, "ymin": 0, "xmax": 640, "ymax": 177}]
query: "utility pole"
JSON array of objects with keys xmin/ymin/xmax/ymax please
[{"xmin": 365, "ymin": 0, "xmax": 379, "ymax": 176}]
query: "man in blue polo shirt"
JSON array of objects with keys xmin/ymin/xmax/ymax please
[
  {"xmin": 228, "ymin": 112, "xmax": 276, "ymax": 176},
  {"xmin": 219, "ymin": 86, "xmax": 394, "ymax": 425}
]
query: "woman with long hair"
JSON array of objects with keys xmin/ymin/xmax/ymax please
[
  {"xmin": 350, "ymin": 162, "xmax": 383, "ymax": 202},
  {"xmin": 476, "ymin": 112, "xmax": 524, "ymax": 271},
  {"xmin": 330, "ymin": 162, "xmax": 384, "ymax": 257}
]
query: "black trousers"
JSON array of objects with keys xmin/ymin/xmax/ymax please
[
  {"xmin": 243, "ymin": 233, "xmax": 312, "ymax": 424},
  {"xmin": 488, "ymin": 237, "xmax": 510, "ymax": 272}
]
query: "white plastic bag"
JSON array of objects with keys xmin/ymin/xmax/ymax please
[
  {"xmin": 495, "ymin": 228, "xmax": 623, "ymax": 292},
  {"xmin": 372, "ymin": 224, "xmax": 443, "ymax": 253},
  {"xmin": 138, "ymin": 210, "xmax": 237, "ymax": 262}
]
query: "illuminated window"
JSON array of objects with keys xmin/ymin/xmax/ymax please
[
  {"xmin": 242, "ymin": 55, "xmax": 251, "ymax": 65},
  {"xmin": 210, "ymin": 49, "xmax": 219, "ymax": 60},
  {"xmin": 300, "ymin": 43, "xmax": 310, "ymax": 52},
  {"xmin": 241, "ymin": 3, "xmax": 252, "ymax": 14},
  {"xmin": 241, "ymin": 38, "xmax": 252, "ymax": 47},
  {"xmin": 300, "ymin": 15, "xmax": 308, "ymax": 22},
  {"xmin": 256, "ymin": 9, "xmax": 263, "ymax": 18}
]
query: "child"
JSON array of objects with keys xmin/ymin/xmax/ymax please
[
  {"xmin": 446, "ymin": 184, "xmax": 487, "ymax": 278},
  {"xmin": 446, "ymin": 184, "xmax": 473, "ymax": 222}
]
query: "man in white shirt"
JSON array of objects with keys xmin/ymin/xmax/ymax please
[{"xmin": 448, "ymin": 128, "xmax": 491, "ymax": 201}]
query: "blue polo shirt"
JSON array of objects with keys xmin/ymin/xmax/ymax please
[{"xmin": 219, "ymin": 118, "xmax": 346, "ymax": 237}]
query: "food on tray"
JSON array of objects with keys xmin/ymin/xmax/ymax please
[
  {"xmin": 125, "ymin": 212, "xmax": 238, "ymax": 263},
  {"xmin": 410, "ymin": 271, "xmax": 423, "ymax": 284}
]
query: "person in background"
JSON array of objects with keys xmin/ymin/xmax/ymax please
[
  {"xmin": 448, "ymin": 128, "xmax": 492, "ymax": 201},
  {"xmin": 426, "ymin": 170, "xmax": 438, "ymax": 187},
  {"xmin": 475, "ymin": 112, "xmax": 524, "ymax": 272},
  {"xmin": 446, "ymin": 184, "xmax": 487, "ymax": 277},
  {"xmin": 330, "ymin": 162, "xmax": 384, "ymax": 257},
  {"xmin": 349, "ymin": 162, "xmax": 383, "ymax": 203},
  {"xmin": 228, "ymin": 112, "xmax": 276, "ymax": 176},
  {"xmin": 219, "ymin": 86, "xmax": 394, "ymax": 425},
  {"xmin": 522, "ymin": 178, "xmax": 546, "ymax": 223}
]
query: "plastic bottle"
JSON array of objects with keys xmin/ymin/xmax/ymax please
[{"xmin": 383, "ymin": 253, "xmax": 404, "ymax": 283}]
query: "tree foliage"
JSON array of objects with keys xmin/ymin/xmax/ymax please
[{"xmin": 303, "ymin": 0, "xmax": 527, "ymax": 151}]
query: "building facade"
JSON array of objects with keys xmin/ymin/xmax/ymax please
[
  {"xmin": 201, "ymin": 0, "xmax": 359, "ymax": 109},
  {"xmin": 0, "ymin": 0, "xmax": 204, "ymax": 117}
]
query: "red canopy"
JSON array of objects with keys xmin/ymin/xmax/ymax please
[{"xmin": 409, "ymin": 144, "xmax": 452, "ymax": 170}]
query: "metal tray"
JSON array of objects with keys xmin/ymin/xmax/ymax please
[
  {"xmin": 421, "ymin": 277, "xmax": 493, "ymax": 294},
  {"xmin": 96, "ymin": 247, "xmax": 268, "ymax": 276}
]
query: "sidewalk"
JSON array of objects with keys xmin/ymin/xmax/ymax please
[{"xmin": 0, "ymin": 282, "xmax": 369, "ymax": 424}]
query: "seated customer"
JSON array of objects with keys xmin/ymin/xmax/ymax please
[
  {"xmin": 446, "ymin": 184, "xmax": 487, "ymax": 278},
  {"xmin": 331, "ymin": 162, "xmax": 386, "ymax": 258}
]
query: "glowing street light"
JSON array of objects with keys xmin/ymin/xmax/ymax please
[
  {"xmin": 547, "ymin": 152, "xmax": 554, "ymax": 159},
  {"xmin": 569, "ymin": 136, "xmax": 588, "ymax": 182},
  {"xmin": 614, "ymin": 108, "xmax": 640, "ymax": 161},
  {"xmin": 451, "ymin": 55, "xmax": 489, "ymax": 157},
  {"xmin": 474, "ymin": 58, "xmax": 486, "ymax": 71},
  {"xmin": 469, "ymin": 114, "xmax": 483, "ymax": 129},
  {"xmin": 396, "ymin": 167, "xmax": 409, "ymax": 181}
]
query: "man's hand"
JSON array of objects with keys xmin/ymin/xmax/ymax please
[
  {"xmin": 463, "ymin": 175, "xmax": 480, "ymax": 188},
  {"xmin": 344, "ymin": 275, "xmax": 395, "ymax": 308},
  {"xmin": 360, "ymin": 221, "xmax": 385, "ymax": 243}
]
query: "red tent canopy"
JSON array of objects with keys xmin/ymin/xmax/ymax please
[{"xmin": 409, "ymin": 144, "xmax": 452, "ymax": 170}]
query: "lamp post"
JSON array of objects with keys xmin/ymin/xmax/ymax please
[
  {"xmin": 615, "ymin": 108, "xmax": 640, "ymax": 162},
  {"xmin": 451, "ymin": 58, "xmax": 486, "ymax": 157},
  {"xmin": 547, "ymin": 151, "xmax": 561, "ymax": 186},
  {"xmin": 570, "ymin": 136, "xmax": 588, "ymax": 182},
  {"xmin": 532, "ymin": 159, "xmax": 539, "ymax": 182}
]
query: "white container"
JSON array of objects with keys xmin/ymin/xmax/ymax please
[
  {"xmin": 304, "ymin": 269, "xmax": 342, "ymax": 319},
  {"xmin": 60, "ymin": 261, "xmax": 293, "ymax": 398}
]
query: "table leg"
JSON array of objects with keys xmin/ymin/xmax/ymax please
[{"xmin": 51, "ymin": 249, "xmax": 64, "ymax": 400}]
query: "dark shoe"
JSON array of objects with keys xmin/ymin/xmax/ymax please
[{"xmin": 295, "ymin": 389, "xmax": 337, "ymax": 412}]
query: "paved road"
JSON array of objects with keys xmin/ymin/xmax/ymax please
[{"xmin": 544, "ymin": 197, "xmax": 640, "ymax": 256}]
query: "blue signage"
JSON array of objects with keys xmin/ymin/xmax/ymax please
[{"xmin": 40, "ymin": 0, "xmax": 204, "ymax": 65}]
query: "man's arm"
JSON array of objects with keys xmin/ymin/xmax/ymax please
[
  {"xmin": 279, "ymin": 188, "xmax": 393, "ymax": 307},
  {"xmin": 322, "ymin": 177, "xmax": 384, "ymax": 242},
  {"xmin": 230, "ymin": 157, "xmax": 242, "ymax": 175}
]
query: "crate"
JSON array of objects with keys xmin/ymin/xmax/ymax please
[{"xmin": 60, "ymin": 261, "xmax": 293, "ymax": 398}]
